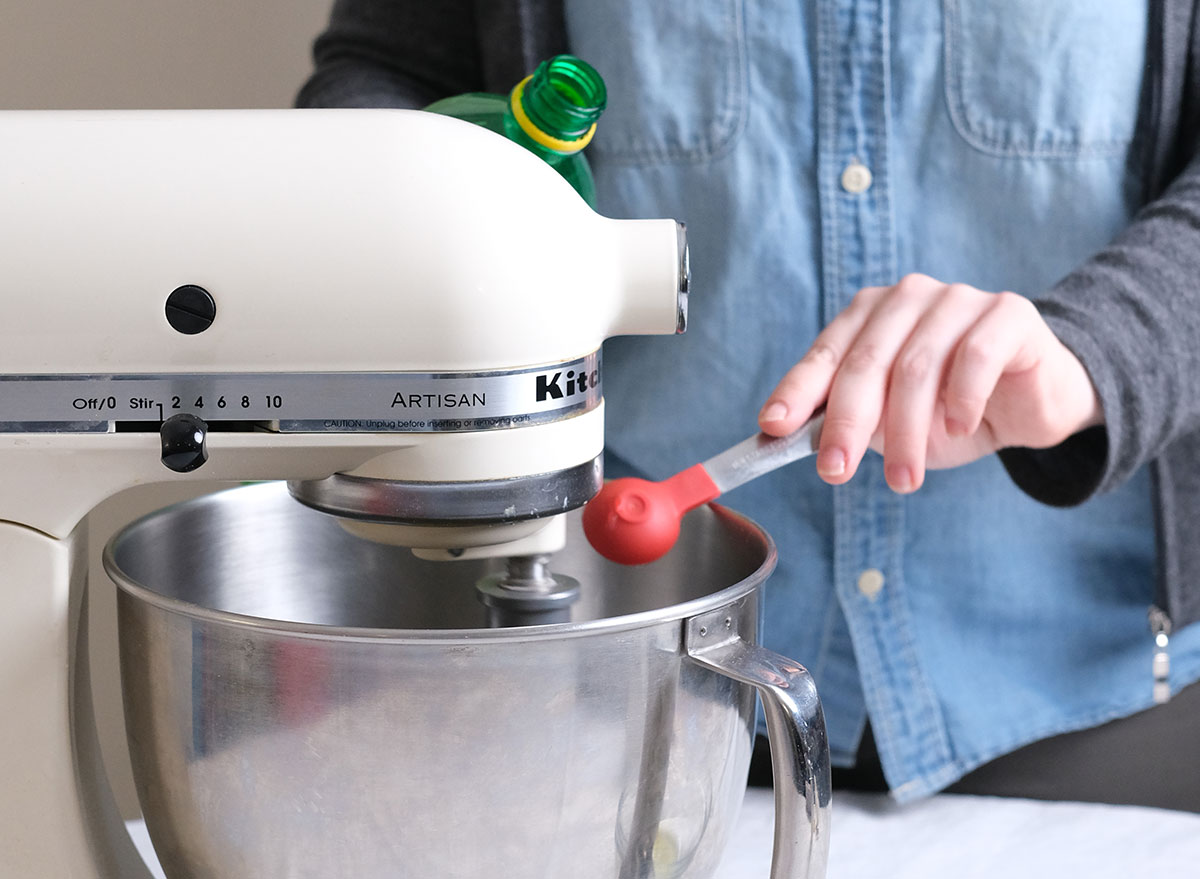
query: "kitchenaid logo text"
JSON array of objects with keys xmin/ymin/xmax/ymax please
[
  {"xmin": 391, "ymin": 392, "xmax": 487, "ymax": 409},
  {"xmin": 535, "ymin": 367, "xmax": 599, "ymax": 402}
]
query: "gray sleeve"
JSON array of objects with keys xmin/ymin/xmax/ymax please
[
  {"xmin": 295, "ymin": 0, "xmax": 484, "ymax": 109},
  {"xmin": 998, "ymin": 147, "xmax": 1200, "ymax": 506}
]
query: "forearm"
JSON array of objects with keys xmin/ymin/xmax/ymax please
[{"xmin": 1001, "ymin": 146, "xmax": 1200, "ymax": 505}]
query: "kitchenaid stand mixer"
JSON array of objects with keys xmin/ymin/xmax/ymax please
[{"xmin": 0, "ymin": 109, "xmax": 828, "ymax": 877}]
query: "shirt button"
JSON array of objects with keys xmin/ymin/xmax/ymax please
[
  {"xmin": 857, "ymin": 568, "xmax": 885, "ymax": 598},
  {"xmin": 840, "ymin": 161, "xmax": 873, "ymax": 194}
]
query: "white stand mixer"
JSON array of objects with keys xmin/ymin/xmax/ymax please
[{"xmin": 0, "ymin": 108, "xmax": 688, "ymax": 876}]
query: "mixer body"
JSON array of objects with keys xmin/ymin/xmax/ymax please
[
  {"xmin": 0, "ymin": 107, "xmax": 685, "ymax": 877},
  {"xmin": 0, "ymin": 109, "xmax": 827, "ymax": 879}
]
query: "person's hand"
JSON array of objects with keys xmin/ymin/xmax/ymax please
[{"xmin": 757, "ymin": 274, "xmax": 1103, "ymax": 493}]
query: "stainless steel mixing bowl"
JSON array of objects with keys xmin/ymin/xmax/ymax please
[{"xmin": 105, "ymin": 481, "xmax": 829, "ymax": 879}]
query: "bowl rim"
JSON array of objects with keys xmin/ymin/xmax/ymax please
[{"xmin": 103, "ymin": 482, "xmax": 778, "ymax": 646}]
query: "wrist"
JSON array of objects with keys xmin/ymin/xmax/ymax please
[{"xmin": 1055, "ymin": 345, "xmax": 1105, "ymax": 438}]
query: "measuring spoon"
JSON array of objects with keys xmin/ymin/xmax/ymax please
[{"xmin": 583, "ymin": 414, "xmax": 824, "ymax": 565}]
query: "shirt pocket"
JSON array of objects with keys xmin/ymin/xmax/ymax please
[
  {"xmin": 942, "ymin": 0, "xmax": 1147, "ymax": 158},
  {"xmin": 563, "ymin": 0, "xmax": 748, "ymax": 164}
]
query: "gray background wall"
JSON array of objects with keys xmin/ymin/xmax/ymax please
[
  {"xmin": 0, "ymin": 0, "xmax": 331, "ymax": 110},
  {"xmin": 1, "ymin": 0, "xmax": 336, "ymax": 820}
]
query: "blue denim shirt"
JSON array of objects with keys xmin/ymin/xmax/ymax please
[{"xmin": 564, "ymin": 0, "xmax": 1200, "ymax": 799}]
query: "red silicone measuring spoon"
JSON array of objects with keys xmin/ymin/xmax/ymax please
[{"xmin": 583, "ymin": 415, "xmax": 824, "ymax": 565}]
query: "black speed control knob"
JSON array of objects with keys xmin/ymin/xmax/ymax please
[{"xmin": 160, "ymin": 413, "xmax": 209, "ymax": 472}]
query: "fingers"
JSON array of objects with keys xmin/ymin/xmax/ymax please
[
  {"xmin": 815, "ymin": 274, "xmax": 947, "ymax": 487},
  {"xmin": 942, "ymin": 292, "xmax": 1040, "ymax": 436},
  {"xmin": 879, "ymin": 284, "xmax": 985, "ymax": 491},
  {"xmin": 757, "ymin": 286, "xmax": 885, "ymax": 436},
  {"xmin": 759, "ymin": 275, "xmax": 1049, "ymax": 495}
]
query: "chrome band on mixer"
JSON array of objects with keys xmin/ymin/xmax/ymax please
[
  {"xmin": 288, "ymin": 456, "xmax": 603, "ymax": 524},
  {"xmin": 0, "ymin": 352, "xmax": 602, "ymax": 433}
]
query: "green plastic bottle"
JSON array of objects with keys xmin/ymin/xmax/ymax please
[{"xmin": 425, "ymin": 55, "xmax": 607, "ymax": 207}]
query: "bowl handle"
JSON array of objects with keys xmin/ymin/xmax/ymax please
[{"xmin": 686, "ymin": 608, "xmax": 831, "ymax": 879}]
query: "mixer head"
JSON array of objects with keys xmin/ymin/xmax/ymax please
[{"xmin": 0, "ymin": 109, "xmax": 688, "ymax": 632}]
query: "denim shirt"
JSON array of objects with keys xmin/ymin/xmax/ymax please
[{"xmin": 563, "ymin": 0, "xmax": 1200, "ymax": 799}]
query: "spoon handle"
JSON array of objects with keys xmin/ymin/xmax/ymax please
[{"xmin": 700, "ymin": 414, "xmax": 824, "ymax": 494}]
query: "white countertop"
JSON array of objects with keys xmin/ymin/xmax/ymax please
[
  {"xmin": 129, "ymin": 787, "xmax": 1200, "ymax": 878},
  {"xmin": 717, "ymin": 787, "xmax": 1200, "ymax": 878}
]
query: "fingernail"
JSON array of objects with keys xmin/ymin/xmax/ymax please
[
  {"xmin": 887, "ymin": 464, "xmax": 914, "ymax": 493},
  {"xmin": 817, "ymin": 447, "xmax": 846, "ymax": 477},
  {"xmin": 760, "ymin": 402, "xmax": 788, "ymax": 423},
  {"xmin": 945, "ymin": 416, "xmax": 969, "ymax": 437}
]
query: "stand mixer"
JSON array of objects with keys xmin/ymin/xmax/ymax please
[{"xmin": 0, "ymin": 108, "xmax": 828, "ymax": 877}]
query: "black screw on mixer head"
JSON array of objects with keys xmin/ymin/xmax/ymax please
[{"xmin": 165, "ymin": 285, "xmax": 217, "ymax": 334}]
